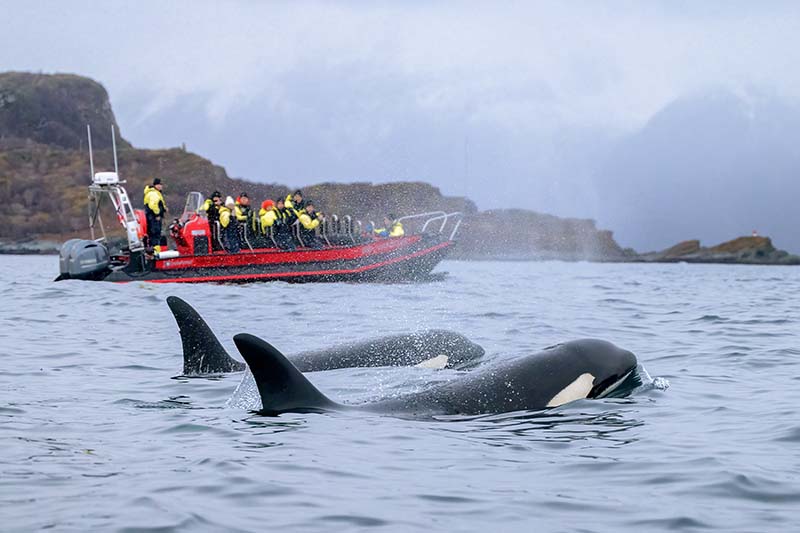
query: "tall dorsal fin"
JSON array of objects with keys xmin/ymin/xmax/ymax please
[
  {"xmin": 167, "ymin": 296, "xmax": 246, "ymax": 375},
  {"xmin": 233, "ymin": 333, "xmax": 338, "ymax": 415}
]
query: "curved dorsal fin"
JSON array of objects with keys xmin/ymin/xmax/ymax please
[
  {"xmin": 167, "ymin": 296, "xmax": 246, "ymax": 375},
  {"xmin": 233, "ymin": 333, "xmax": 339, "ymax": 415}
]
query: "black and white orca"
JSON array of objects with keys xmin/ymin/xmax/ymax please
[
  {"xmin": 166, "ymin": 296, "xmax": 485, "ymax": 375},
  {"xmin": 233, "ymin": 333, "xmax": 642, "ymax": 417}
]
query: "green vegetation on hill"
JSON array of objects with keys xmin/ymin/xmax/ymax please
[{"xmin": 0, "ymin": 72, "xmax": 127, "ymax": 150}]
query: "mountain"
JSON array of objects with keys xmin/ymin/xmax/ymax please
[{"xmin": 592, "ymin": 88, "xmax": 800, "ymax": 253}]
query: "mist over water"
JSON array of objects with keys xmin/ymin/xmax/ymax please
[{"xmin": 2, "ymin": 256, "xmax": 799, "ymax": 531}]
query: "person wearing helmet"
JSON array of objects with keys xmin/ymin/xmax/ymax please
[
  {"xmin": 219, "ymin": 196, "xmax": 241, "ymax": 253},
  {"xmin": 143, "ymin": 178, "xmax": 167, "ymax": 248}
]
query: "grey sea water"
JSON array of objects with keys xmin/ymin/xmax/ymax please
[{"xmin": 1, "ymin": 256, "xmax": 799, "ymax": 532}]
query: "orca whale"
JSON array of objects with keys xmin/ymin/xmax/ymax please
[
  {"xmin": 233, "ymin": 333, "xmax": 642, "ymax": 417},
  {"xmin": 166, "ymin": 296, "xmax": 485, "ymax": 375}
]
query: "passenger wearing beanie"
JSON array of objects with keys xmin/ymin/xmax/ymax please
[
  {"xmin": 273, "ymin": 198, "xmax": 296, "ymax": 250},
  {"xmin": 248, "ymin": 199, "xmax": 272, "ymax": 248},
  {"xmin": 219, "ymin": 196, "xmax": 241, "ymax": 253},
  {"xmin": 201, "ymin": 191, "xmax": 223, "ymax": 251},
  {"xmin": 143, "ymin": 178, "xmax": 167, "ymax": 247},
  {"xmin": 234, "ymin": 192, "xmax": 254, "ymax": 247},
  {"xmin": 285, "ymin": 189, "xmax": 306, "ymax": 216},
  {"xmin": 235, "ymin": 192, "xmax": 252, "ymax": 223},
  {"xmin": 202, "ymin": 191, "xmax": 223, "ymax": 217},
  {"xmin": 259, "ymin": 199, "xmax": 277, "ymax": 232},
  {"xmin": 297, "ymin": 200, "xmax": 324, "ymax": 249}
]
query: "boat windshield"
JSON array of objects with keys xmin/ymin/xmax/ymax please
[{"xmin": 180, "ymin": 192, "xmax": 205, "ymax": 222}]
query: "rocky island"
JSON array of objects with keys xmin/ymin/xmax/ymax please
[{"xmin": 638, "ymin": 236, "xmax": 800, "ymax": 265}]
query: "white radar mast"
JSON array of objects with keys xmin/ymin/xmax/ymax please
[{"xmin": 86, "ymin": 125, "xmax": 145, "ymax": 252}]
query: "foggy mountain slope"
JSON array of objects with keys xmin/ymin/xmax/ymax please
[
  {"xmin": 591, "ymin": 89, "xmax": 800, "ymax": 253},
  {"xmin": 116, "ymin": 75, "xmax": 616, "ymax": 214}
]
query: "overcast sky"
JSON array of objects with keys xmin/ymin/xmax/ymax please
[{"xmin": 2, "ymin": 1, "xmax": 800, "ymax": 249}]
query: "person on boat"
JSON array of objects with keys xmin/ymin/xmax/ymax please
[
  {"xmin": 252, "ymin": 199, "xmax": 273, "ymax": 247},
  {"xmin": 219, "ymin": 196, "xmax": 241, "ymax": 253},
  {"xmin": 265, "ymin": 198, "xmax": 295, "ymax": 250},
  {"xmin": 202, "ymin": 190, "xmax": 222, "ymax": 216},
  {"xmin": 373, "ymin": 214, "xmax": 404, "ymax": 238},
  {"xmin": 235, "ymin": 193, "xmax": 252, "ymax": 223},
  {"xmin": 259, "ymin": 199, "xmax": 276, "ymax": 231},
  {"xmin": 297, "ymin": 201, "xmax": 324, "ymax": 249},
  {"xmin": 143, "ymin": 178, "xmax": 167, "ymax": 247},
  {"xmin": 235, "ymin": 192, "xmax": 254, "ymax": 246},
  {"xmin": 201, "ymin": 191, "xmax": 224, "ymax": 251},
  {"xmin": 285, "ymin": 189, "xmax": 306, "ymax": 216}
]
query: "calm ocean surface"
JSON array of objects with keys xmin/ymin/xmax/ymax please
[{"xmin": 2, "ymin": 256, "xmax": 799, "ymax": 532}]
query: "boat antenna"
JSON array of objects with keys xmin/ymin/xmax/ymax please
[
  {"xmin": 111, "ymin": 125, "xmax": 119, "ymax": 175},
  {"xmin": 87, "ymin": 124, "xmax": 95, "ymax": 180}
]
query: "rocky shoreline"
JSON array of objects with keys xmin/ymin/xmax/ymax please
[
  {"xmin": 0, "ymin": 239, "xmax": 61, "ymax": 255},
  {"xmin": 634, "ymin": 236, "xmax": 800, "ymax": 266}
]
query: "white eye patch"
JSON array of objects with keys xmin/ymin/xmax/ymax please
[
  {"xmin": 414, "ymin": 354, "xmax": 449, "ymax": 370},
  {"xmin": 546, "ymin": 373, "xmax": 596, "ymax": 407}
]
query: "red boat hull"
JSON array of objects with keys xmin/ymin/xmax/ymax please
[{"xmin": 103, "ymin": 234, "xmax": 453, "ymax": 283}]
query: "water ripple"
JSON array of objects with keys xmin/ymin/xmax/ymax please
[{"xmin": 2, "ymin": 257, "xmax": 799, "ymax": 531}]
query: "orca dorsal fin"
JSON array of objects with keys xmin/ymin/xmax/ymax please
[
  {"xmin": 167, "ymin": 296, "xmax": 246, "ymax": 375},
  {"xmin": 233, "ymin": 333, "xmax": 338, "ymax": 415}
]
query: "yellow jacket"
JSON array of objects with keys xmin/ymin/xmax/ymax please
[
  {"xmin": 389, "ymin": 222, "xmax": 404, "ymax": 237},
  {"xmin": 298, "ymin": 211, "xmax": 320, "ymax": 231},
  {"xmin": 285, "ymin": 194, "xmax": 307, "ymax": 216},
  {"xmin": 234, "ymin": 204, "xmax": 248, "ymax": 222},
  {"xmin": 143, "ymin": 186, "xmax": 165, "ymax": 215},
  {"xmin": 219, "ymin": 206, "xmax": 232, "ymax": 228},
  {"xmin": 259, "ymin": 208, "xmax": 279, "ymax": 232},
  {"xmin": 374, "ymin": 221, "xmax": 404, "ymax": 237}
]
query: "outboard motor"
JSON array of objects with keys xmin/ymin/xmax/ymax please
[{"xmin": 57, "ymin": 239, "xmax": 110, "ymax": 281}]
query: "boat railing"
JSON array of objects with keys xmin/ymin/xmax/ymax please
[
  {"xmin": 213, "ymin": 221, "xmax": 225, "ymax": 251},
  {"xmin": 317, "ymin": 213, "xmax": 360, "ymax": 245},
  {"xmin": 397, "ymin": 211, "xmax": 464, "ymax": 240},
  {"xmin": 240, "ymin": 220, "xmax": 254, "ymax": 251},
  {"xmin": 320, "ymin": 215, "xmax": 333, "ymax": 247},
  {"xmin": 190, "ymin": 208, "xmax": 463, "ymax": 252},
  {"xmin": 292, "ymin": 220, "xmax": 305, "ymax": 247},
  {"xmin": 343, "ymin": 216, "xmax": 355, "ymax": 244},
  {"xmin": 326, "ymin": 214, "xmax": 338, "ymax": 232}
]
